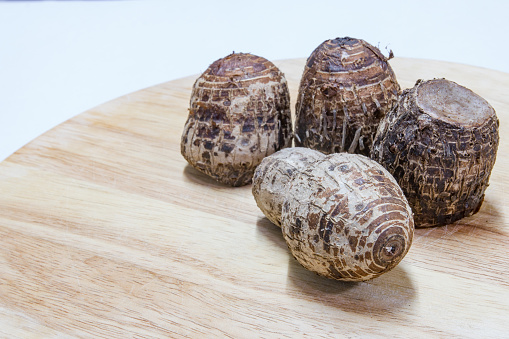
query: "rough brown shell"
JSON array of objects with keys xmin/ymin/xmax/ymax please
[
  {"xmin": 294, "ymin": 37, "xmax": 400, "ymax": 156},
  {"xmin": 371, "ymin": 78, "xmax": 499, "ymax": 227},
  {"xmin": 281, "ymin": 153, "xmax": 414, "ymax": 282},
  {"xmin": 181, "ymin": 53, "xmax": 293, "ymax": 186},
  {"xmin": 252, "ymin": 147, "xmax": 325, "ymax": 227}
]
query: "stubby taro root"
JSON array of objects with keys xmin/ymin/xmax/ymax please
[
  {"xmin": 252, "ymin": 147, "xmax": 325, "ymax": 227},
  {"xmin": 372, "ymin": 79, "xmax": 499, "ymax": 227},
  {"xmin": 294, "ymin": 37, "xmax": 400, "ymax": 156},
  {"xmin": 281, "ymin": 153, "xmax": 414, "ymax": 282},
  {"xmin": 181, "ymin": 53, "xmax": 292, "ymax": 186}
]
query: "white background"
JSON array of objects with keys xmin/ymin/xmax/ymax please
[{"xmin": 1, "ymin": 0, "xmax": 508, "ymax": 162}]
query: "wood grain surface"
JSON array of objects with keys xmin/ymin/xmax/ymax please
[{"xmin": 1, "ymin": 58, "xmax": 508, "ymax": 338}]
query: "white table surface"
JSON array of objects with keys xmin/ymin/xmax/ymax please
[{"xmin": 1, "ymin": 0, "xmax": 508, "ymax": 162}]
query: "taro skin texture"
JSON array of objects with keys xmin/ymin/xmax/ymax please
[
  {"xmin": 252, "ymin": 147, "xmax": 325, "ymax": 227},
  {"xmin": 372, "ymin": 79, "xmax": 499, "ymax": 228},
  {"xmin": 294, "ymin": 37, "xmax": 400, "ymax": 156},
  {"xmin": 281, "ymin": 153, "xmax": 414, "ymax": 282},
  {"xmin": 181, "ymin": 53, "xmax": 292, "ymax": 186}
]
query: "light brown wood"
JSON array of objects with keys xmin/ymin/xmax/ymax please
[{"xmin": 1, "ymin": 58, "xmax": 508, "ymax": 338}]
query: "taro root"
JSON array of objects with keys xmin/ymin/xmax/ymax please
[
  {"xmin": 294, "ymin": 37, "xmax": 400, "ymax": 156},
  {"xmin": 252, "ymin": 147, "xmax": 325, "ymax": 227},
  {"xmin": 181, "ymin": 53, "xmax": 292, "ymax": 186},
  {"xmin": 372, "ymin": 78, "xmax": 499, "ymax": 227},
  {"xmin": 277, "ymin": 152, "xmax": 414, "ymax": 282}
]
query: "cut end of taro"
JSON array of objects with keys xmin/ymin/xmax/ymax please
[{"xmin": 415, "ymin": 78, "xmax": 495, "ymax": 127}]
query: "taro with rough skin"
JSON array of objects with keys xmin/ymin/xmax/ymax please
[
  {"xmin": 372, "ymin": 78, "xmax": 499, "ymax": 227},
  {"xmin": 253, "ymin": 149, "xmax": 414, "ymax": 282},
  {"xmin": 252, "ymin": 147, "xmax": 325, "ymax": 227},
  {"xmin": 181, "ymin": 53, "xmax": 292, "ymax": 186},
  {"xmin": 281, "ymin": 153, "xmax": 414, "ymax": 281},
  {"xmin": 295, "ymin": 37, "xmax": 400, "ymax": 156}
]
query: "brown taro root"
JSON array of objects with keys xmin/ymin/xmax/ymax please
[
  {"xmin": 372, "ymin": 79, "xmax": 499, "ymax": 227},
  {"xmin": 252, "ymin": 147, "xmax": 325, "ymax": 227},
  {"xmin": 181, "ymin": 53, "xmax": 292, "ymax": 186},
  {"xmin": 258, "ymin": 151, "xmax": 413, "ymax": 282},
  {"xmin": 282, "ymin": 153, "xmax": 414, "ymax": 281},
  {"xmin": 294, "ymin": 37, "xmax": 400, "ymax": 156}
]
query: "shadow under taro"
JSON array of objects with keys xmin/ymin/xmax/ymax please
[
  {"xmin": 257, "ymin": 213, "xmax": 417, "ymax": 319},
  {"xmin": 182, "ymin": 164, "xmax": 245, "ymax": 190},
  {"xmin": 456, "ymin": 198, "xmax": 505, "ymax": 235},
  {"xmin": 413, "ymin": 197, "xmax": 506, "ymax": 243},
  {"xmin": 286, "ymin": 254, "xmax": 417, "ymax": 319},
  {"xmin": 255, "ymin": 216, "xmax": 288, "ymax": 252},
  {"xmin": 410, "ymin": 197, "xmax": 509, "ymax": 285}
]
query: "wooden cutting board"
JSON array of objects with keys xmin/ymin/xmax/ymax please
[{"xmin": 1, "ymin": 58, "xmax": 508, "ymax": 338}]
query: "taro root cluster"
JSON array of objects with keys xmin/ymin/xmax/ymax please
[
  {"xmin": 181, "ymin": 38, "xmax": 500, "ymax": 283},
  {"xmin": 294, "ymin": 37, "xmax": 400, "ymax": 156},
  {"xmin": 372, "ymin": 79, "xmax": 499, "ymax": 227},
  {"xmin": 253, "ymin": 149, "xmax": 414, "ymax": 282},
  {"xmin": 181, "ymin": 52, "xmax": 292, "ymax": 186}
]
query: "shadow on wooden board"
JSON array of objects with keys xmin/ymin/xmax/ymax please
[
  {"xmin": 286, "ymin": 255, "xmax": 416, "ymax": 317},
  {"xmin": 256, "ymin": 211, "xmax": 417, "ymax": 318},
  {"xmin": 255, "ymin": 216, "xmax": 288, "ymax": 252}
]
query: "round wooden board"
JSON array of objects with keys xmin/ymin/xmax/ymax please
[{"xmin": 1, "ymin": 58, "xmax": 508, "ymax": 338}]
